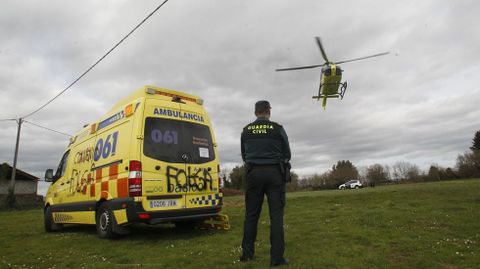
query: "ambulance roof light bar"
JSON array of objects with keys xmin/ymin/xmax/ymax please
[{"xmin": 145, "ymin": 87, "xmax": 202, "ymax": 105}]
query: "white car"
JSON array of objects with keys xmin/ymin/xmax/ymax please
[{"xmin": 339, "ymin": 180, "xmax": 363, "ymax": 190}]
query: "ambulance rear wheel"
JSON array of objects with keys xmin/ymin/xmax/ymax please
[
  {"xmin": 96, "ymin": 203, "xmax": 115, "ymax": 239},
  {"xmin": 44, "ymin": 206, "xmax": 63, "ymax": 232}
]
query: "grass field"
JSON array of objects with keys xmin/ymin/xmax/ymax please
[{"xmin": 1, "ymin": 179, "xmax": 479, "ymax": 269}]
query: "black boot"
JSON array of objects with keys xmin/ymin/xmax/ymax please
[{"xmin": 270, "ymin": 258, "xmax": 289, "ymax": 267}]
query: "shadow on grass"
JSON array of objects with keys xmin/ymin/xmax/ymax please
[
  {"xmin": 128, "ymin": 224, "xmax": 227, "ymax": 241},
  {"xmin": 55, "ymin": 222, "xmax": 227, "ymax": 242}
]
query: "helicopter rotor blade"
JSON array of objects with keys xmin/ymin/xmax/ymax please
[
  {"xmin": 315, "ymin": 37, "xmax": 330, "ymax": 63},
  {"xmin": 275, "ymin": 64, "xmax": 326, "ymax": 71},
  {"xmin": 333, "ymin": 52, "xmax": 390, "ymax": 65}
]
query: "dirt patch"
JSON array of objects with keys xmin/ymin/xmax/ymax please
[
  {"xmin": 441, "ymin": 263, "xmax": 459, "ymax": 269},
  {"xmin": 387, "ymin": 251, "xmax": 411, "ymax": 265}
]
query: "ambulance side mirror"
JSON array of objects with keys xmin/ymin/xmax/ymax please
[{"xmin": 45, "ymin": 169, "xmax": 54, "ymax": 182}]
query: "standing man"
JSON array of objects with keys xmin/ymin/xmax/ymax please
[{"xmin": 240, "ymin": 100, "xmax": 291, "ymax": 267}]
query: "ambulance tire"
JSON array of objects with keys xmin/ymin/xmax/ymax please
[
  {"xmin": 96, "ymin": 203, "xmax": 116, "ymax": 239},
  {"xmin": 44, "ymin": 206, "xmax": 63, "ymax": 232}
]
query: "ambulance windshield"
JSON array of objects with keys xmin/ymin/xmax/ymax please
[{"xmin": 143, "ymin": 118, "xmax": 215, "ymax": 164}]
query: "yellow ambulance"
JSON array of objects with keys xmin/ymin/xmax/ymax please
[{"xmin": 44, "ymin": 85, "xmax": 226, "ymax": 238}]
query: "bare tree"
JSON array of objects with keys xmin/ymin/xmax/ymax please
[
  {"xmin": 456, "ymin": 152, "xmax": 479, "ymax": 178},
  {"xmin": 366, "ymin": 164, "xmax": 390, "ymax": 185},
  {"xmin": 392, "ymin": 161, "xmax": 420, "ymax": 182},
  {"xmin": 220, "ymin": 167, "xmax": 230, "ymax": 188}
]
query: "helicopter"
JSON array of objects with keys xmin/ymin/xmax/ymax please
[{"xmin": 276, "ymin": 37, "xmax": 389, "ymax": 109}]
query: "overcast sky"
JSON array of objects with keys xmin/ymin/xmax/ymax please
[{"xmin": 1, "ymin": 0, "xmax": 479, "ymax": 195}]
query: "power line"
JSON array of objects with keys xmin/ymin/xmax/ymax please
[
  {"xmin": 5, "ymin": 1, "xmax": 172, "ymax": 203},
  {"xmin": 24, "ymin": 120, "xmax": 72, "ymax": 137},
  {"xmin": 22, "ymin": 0, "xmax": 171, "ymax": 119},
  {"xmin": 2, "ymin": 116, "xmax": 71, "ymax": 137}
]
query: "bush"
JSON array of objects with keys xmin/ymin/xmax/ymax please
[
  {"xmin": 222, "ymin": 188, "xmax": 243, "ymax": 196},
  {"xmin": 5, "ymin": 188, "xmax": 17, "ymax": 209}
]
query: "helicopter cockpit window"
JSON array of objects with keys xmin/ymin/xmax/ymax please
[
  {"xmin": 324, "ymin": 68, "xmax": 332, "ymax": 76},
  {"xmin": 336, "ymin": 68, "xmax": 343, "ymax": 75}
]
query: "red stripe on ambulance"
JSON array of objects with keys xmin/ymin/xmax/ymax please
[
  {"xmin": 96, "ymin": 169, "xmax": 102, "ymax": 183},
  {"xmin": 109, "ymin": 164, "xmax": 118, "ymax": 180},
  {"xmin": 117, "ymin": 178, "xmax": 129, "ymax": 198}
]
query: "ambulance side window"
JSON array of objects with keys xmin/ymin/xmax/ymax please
[{"xmin": 54, "ymin": 151, "xmax": 70, "ymax": 181}]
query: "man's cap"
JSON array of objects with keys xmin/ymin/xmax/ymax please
[{"xmin": 255, "ymin": 100, "xmax": 271, "ymax": 112}]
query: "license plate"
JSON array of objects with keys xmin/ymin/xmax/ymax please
[{"xmin": 150, "ymin": 199, "xmax": 178, "ymax": 208}]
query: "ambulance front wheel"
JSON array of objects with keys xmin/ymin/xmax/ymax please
[
  {"xmin": 44, "ymin": 206, "xmax": 63, "ymax": 232},
  {"xmin": 96, "ymin": 203, "xmax": 115, "ymax": 239}
]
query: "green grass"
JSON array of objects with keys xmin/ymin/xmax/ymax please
[{"xmin": 1, "ymin": 179, "xmax": 479, "ymax": 268}]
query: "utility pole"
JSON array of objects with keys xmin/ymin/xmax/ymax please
[{"xmin": 9, "ymin": 118, "xmax": 23, "ymax": 196}]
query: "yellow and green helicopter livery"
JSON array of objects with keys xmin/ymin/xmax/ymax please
[{"xmin": 276, "ymin": 37, "xmax": 389, "ymax": 109}]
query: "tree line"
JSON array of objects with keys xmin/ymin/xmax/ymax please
[{"xmin": 223, "ymin": 130, "xmax": 480, "ymax": 192}]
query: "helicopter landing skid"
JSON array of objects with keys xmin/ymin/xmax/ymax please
[
  {"xmin": 339, "ymin": 81, "xmax": 347, "ymax": 99},
  {"xmin": 312, "ymin": 81, "xmax": 348, "ymax": 100}
]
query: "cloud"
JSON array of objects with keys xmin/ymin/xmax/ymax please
[{"xmin": 1, "ymin": 0, "xmax": 479, "ymax": 184}]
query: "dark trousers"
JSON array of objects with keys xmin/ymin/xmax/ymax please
[{"xmin": 242, "ymin": 165, "xmax": 286, "ymax": 263}]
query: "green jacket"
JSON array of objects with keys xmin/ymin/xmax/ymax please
[{"xmin": 241, "ymin": 117, "xmax": 291, "ymax": 165}]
